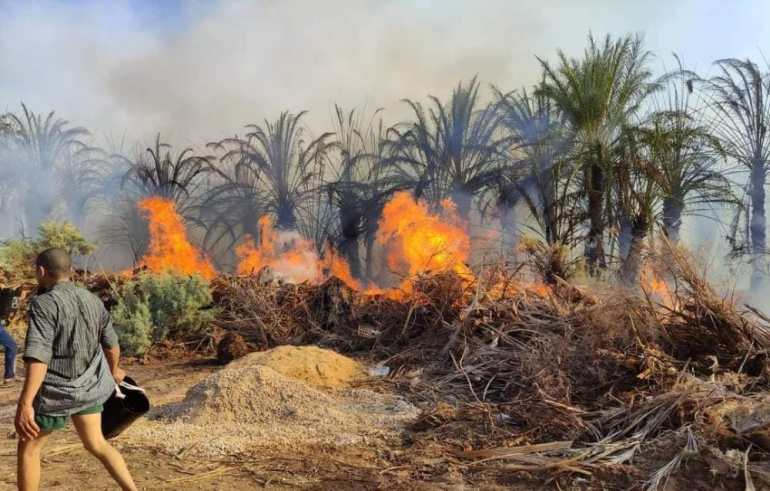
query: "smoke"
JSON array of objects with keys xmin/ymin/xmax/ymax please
[
  {"xmin": 2, "ymin": 0, "xmax": 770, "ymax": 277},
  {"xmin": 4, "ymin": 0, "xmax": 765, "ymax": 145}
]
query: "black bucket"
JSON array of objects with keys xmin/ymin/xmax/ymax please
[{"xmin": 101, "ymin": 376, "xmax": 150, "ymax": 439}]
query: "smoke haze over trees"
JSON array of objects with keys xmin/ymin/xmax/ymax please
[{"xmin": 1, "ymin": 0, "xmax": 770, "ymax": 291}]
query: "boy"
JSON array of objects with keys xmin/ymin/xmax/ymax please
[{"xmin": 15, "ymin": 248, "xmax": 137, "ymax": 491}]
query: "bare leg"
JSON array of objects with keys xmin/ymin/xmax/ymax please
[
  {"xmin": 72, "ymin": 413, "xmax": 137, "ymax": 491},
  {"xmin": 17, "ymin": 431, "xmax": 51, "ymax": 491}
]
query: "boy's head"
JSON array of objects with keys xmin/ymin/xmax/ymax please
[{"xmin": 35, "ymin": 248, "xmax": 72, "ymax": 288}]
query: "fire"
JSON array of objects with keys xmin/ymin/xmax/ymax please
[
  {"xmin": 376, "ymin": 192, "xmax": 472, "ymax": 292},
  {"xmin": 136, "ymin": 197, "xmax": 216, "ymax": 280},
  {"xmin": 235, "ymin": 193, "xmax": 472, "ymax": 297},
  {"xmin": 235, "ymin": 215, "xmax": 360, "ymax": 289},
  {"xmin": 319, "ymin": 248, "xmax": 361, "ymax": 290},
  {"xmin": 641, "ymin": 263, "xmax": 675, "ymax": 308}
]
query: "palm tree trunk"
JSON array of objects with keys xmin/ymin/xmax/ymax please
[
  {"xmin": 363, "ymin": 209, "xmax": 381, "ymax": 283},
  {"xmin": 339, "ymin": 207, "xmax": 362, "ymax": 279},
  {"xmin": 750, "ymin": 162, "xmax": 767, "ymax": 289},
  {"xmin": 620, "ymin": 215, "xmax": 647, "ymax": 285},
  {"xmin": 585, "ymin": 149, "xmax": 606, "ymax": 274},
  {"xmin": 450, "ymin": 181, "xmax": 473, "ymax": 220},
  {"xmin": 499, "ymin": 203, "xmax": 517, "ymax": 244},
  {"xmin": 662, "ymin": 197, "xmax": 683, "ymax": 244},
  {"xmin": 276, "ymin": 202, "xmax": 296, "ymax": 230},
  {"xmin": 617, "ymin": 214, "xmax": 633, "ymax": 261}
]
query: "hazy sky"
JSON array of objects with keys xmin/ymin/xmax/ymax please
[{"xmin": 1, "ymin": 0, "xmax": 769, "ymax": 147}]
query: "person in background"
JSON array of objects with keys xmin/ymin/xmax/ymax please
[
  {"xmin": 15, "ymin": 248, "xmax": 137, "ymax": 491},
  {"xmin": 0, "ymin": 319, "xmax": 17, "ymax": 384}
]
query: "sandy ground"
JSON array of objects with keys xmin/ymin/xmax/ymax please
[{"xmin": 0, "ymin": 357, "xmax": 286, "ymax": 490}]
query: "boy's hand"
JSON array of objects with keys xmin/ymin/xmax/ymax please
[
  {"xmin": 15, "ymin": 403, "xmax": 39, "ymax": 441},
  {"xmin": 112, "ymin": 367, "xmax": 126, "ymax": 384}
]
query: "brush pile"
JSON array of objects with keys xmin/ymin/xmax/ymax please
[{"xmin": 209, "ymin": 246, "xmax": 770, "ymax": 489}]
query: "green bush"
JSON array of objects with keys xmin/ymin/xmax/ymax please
[
  {"xmin": 0, "ymin": 221, "xmax": 95, "ymax": 279},
  {"xmin": 112, "ymin": 273, "xmax": 217, "ymax": 356}
]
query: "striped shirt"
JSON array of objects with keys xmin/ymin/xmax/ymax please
[{"xmin": 24, "ymin": 282, "xmax": 118, "ymax": 416}]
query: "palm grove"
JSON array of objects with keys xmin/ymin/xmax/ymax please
[{"xmin": 0, "ymin": 33, "xmax": 768, "ymax": 288}]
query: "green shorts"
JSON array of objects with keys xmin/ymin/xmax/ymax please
[{"xmin": 35, "ymin": 404, "xmax": 104, "ymax": 432}]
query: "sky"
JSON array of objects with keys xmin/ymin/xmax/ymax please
[{"xmin": 2, "ymin": 0, "xmax": 770, "ymax": 148}]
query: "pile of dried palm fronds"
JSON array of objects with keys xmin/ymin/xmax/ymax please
[{"xmin": 206, "ymin": 244, "xmax": 770, "ymax": 488}]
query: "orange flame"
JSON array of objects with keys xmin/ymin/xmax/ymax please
[
  {"xmin": 136, "ymin": 197, "xmax": 216, "ymax": 280},
  {"xmin": 641, "ymin": 263, "xmax": 675, "ymax": 308},
  {"xmin": 376, "ymin": 192, "xmax": 472, "ymax": 292},
  {"xmin": 235, "ymin": 215, "xmax": 360, "ymax": 289}
]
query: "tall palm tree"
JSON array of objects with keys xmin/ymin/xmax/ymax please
[
  {"xmin": 537, "ymin": 33, "xmax": 656, "ymax": 274},
  {"xmin": 385, "ymin": 77, "xmax": 507, "ymax": 219},
  {"xmin": 707, "ymin": 58, "xmax": 770, "ymax": 289}
]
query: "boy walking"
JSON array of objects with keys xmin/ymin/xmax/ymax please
[{"xmin": 15, "ymin": 248, "xmax": 137, "ymax": 491}]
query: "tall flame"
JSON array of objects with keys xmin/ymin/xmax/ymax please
[
  {"xmin": 376, "ymin": 191, "xmax": 472, "ymax": 291},
  {"xmin": 136, "ymin": 197, "xmax": 216, "ymax": 280}
]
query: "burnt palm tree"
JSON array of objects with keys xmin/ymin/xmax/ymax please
[
  {"xmin": 537, "ymin": 33, "xmax": 657, "ymax": 274},
  {"xmin": 101, "ymin": 135, "xmax": 210, "ymax": 263},
  {"xmin": 116, "ymin": 134, "xmax": 210, "ymax": 217},
  {"xmin": 324, "ymin": 106, "xmax": 402, "ymax": 279},
  {"xmin": 205, "ymin": 111, "xmax": 333, "ymax": 252},
  {"xmin": 385, "ymin": 77, "xmax": 507, "ymax": 219},
  {"xmin": 707, "ymin": 58, "xmax": 770, "ymax": 289}
]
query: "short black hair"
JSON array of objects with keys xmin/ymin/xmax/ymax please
[{"xmin": 36, "ymin": 248, "xmax": 72, "ymax": 276}]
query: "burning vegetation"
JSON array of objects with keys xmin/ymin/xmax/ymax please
[
  {"xmin": 134, "ymin": 197, "xmax": 216, "ymax": 281},
  {"xmin": 4, "ymin": 29, "xmax": 770, "ymax": 489}
]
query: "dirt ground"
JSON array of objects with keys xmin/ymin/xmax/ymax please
[
  {"xmin": 0, "ymin": 356, "xmax": 368, "ymax": 491},
  {"xmin": 0, "ymin": 356, "xmax": 485, "ymax": 491},
  {"xmin": 0, "ymin": 354, "xmax": 728, "ymax": 490}
]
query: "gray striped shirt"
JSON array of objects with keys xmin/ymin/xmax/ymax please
[{"xmin": 24, "ymin": 282, "xmax": 118, "ymax": 416}]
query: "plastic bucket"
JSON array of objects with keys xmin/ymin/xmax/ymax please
[{"xmin": 101, "ymin": 376, "xmax": 150, "ymax": 439}]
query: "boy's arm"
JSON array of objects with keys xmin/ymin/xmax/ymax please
[
  {"xmin": 103, "ymin": 345, "xmax": 125, "ymax": 383},
  {"xmin": 15, "ymin": 360, "xmax": 47, "ymax": 441},
  {"xmin": 99, "ymin": 303, "xmax": 125, "ymax": 383}
]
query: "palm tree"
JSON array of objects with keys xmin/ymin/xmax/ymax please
[
  {"xmin": 117, "ymin": 134, "xmax": 210, "ymax": 218},
  {"xmin": 613, "ymin": 125, "xmax": 664, "ymax": 283},
  {"xmin": 100, "ymin": 135, "xmax": 210, "ymax": 263},
  {"xmin": 385, "ymin": 77, "xmax": 507, "ymax": 219},
  {"xmin": 325, "ymin": 106, "xmax": 402, "ymax": 279},
  {"xmin": 537, "ymin": 33, "xmax": 656, "ymax": 274},
  {"xmin": 0, "ymin": 103, "xmax": 92, "ymax": 231},
  {"xmin": 205, "ymin": 111, "xmax": 333, "ymax": 251},
  {"xmin": 494, "ymin": 87, "xmax": 580, "ymax": 248},
  {"xmin": 707, "ymin": 58, "xmax": 770, "ymax": 289},
  {"xmin": 642, "ymin": 58, "xmax": 733, "ymax": 244}
]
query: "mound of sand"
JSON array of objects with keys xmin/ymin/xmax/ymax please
[
  {"xmin": 231, "ymin": 345, "xmax": 366, "ymax": 388},
  {"xmin": 129, "ymin": 346, "xmax": 418, "ymax": 456}
]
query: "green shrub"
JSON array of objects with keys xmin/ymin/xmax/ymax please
[
  {"xmin": 112, "ymin": 273, "xmax": 217, "ymax": 356},
  {"xmin": 0, "ymin": 221, "xmax": 95, "ymax": 279}
]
